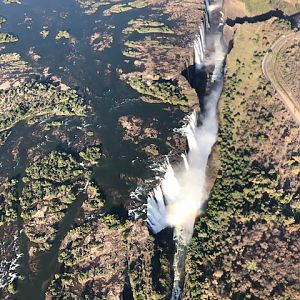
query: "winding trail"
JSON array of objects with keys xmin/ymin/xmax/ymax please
[{"xmin": 262, "ymin": 31, "xmax": 300, "ymax": 125}]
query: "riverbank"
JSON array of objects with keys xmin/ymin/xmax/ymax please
[
  {"xmin": 262, "ymin": 31, "xmax": 300, "ymax": 125},
  {"xmin": 184, "ymin": 1, "xmax": 300, "ymax": 298}
]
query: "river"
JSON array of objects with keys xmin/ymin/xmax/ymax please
[{"xmin": 0, "ymin": 0, "xmax": 187, "ymax": 298}]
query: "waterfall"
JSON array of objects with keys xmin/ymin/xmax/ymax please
[
  {"xmin": 209, "ymin": 2, "xmax": 222, "ymax": 13},
  {"xmin": 194, "ymin": 5, "xmax": 209, "ymax": 70},
  {"xmin": 146, "ymin": 0, "xmax": 226, "ymax": 298},
  {"xmin": 205, "ymin": 0, "xmax": 210, "ymax": 9},
  {"xmin": 194, "ymin": 22, "xmax": 206, "ymax": 70},
  {"xmin": 204, "ymin": 2, "xmax": 211, "ymax": 29},
  {"xmin": 147, "ymin": 186, "xmax": 167, "ymax": 234},
  {"xmin": 147, "ymin": 160, "xmax": 181, "ymax": 234},
  {"xmin": 181, "ymin": 154, "xmax": 189, "ymax": 170},
  {"xmin": 182, "ymin": 110, "xmax": 198, "ymax": 150}
]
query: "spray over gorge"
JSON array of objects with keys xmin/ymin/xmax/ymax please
[
  {"xmin": 147, "ymin": 0, "xmax": 226, "ymax": 297},
  {"xmin": 1, "ymin": 0, "xmax": 299, "ymax": 298}
]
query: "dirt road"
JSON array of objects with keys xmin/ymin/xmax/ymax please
[{"xmin": 262, "ymin": 31, "xmax": 300, "ymax": 125}]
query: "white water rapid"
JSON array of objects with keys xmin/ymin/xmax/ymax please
[{"xmin": 147, "ymin": 0, "xmax": 226, "ymax": 298}]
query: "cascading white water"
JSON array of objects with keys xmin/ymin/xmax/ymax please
[
  {"xmin": 205, "ymin": 0, "xmax": 211, "ymax": 10},
  {"xmin": 204, "ymin": 3, "xmax": 211, "ymax": 29},
  {"xmin": 194, "ymin": 23, "xmax": 206, "ymax": 69},
  {"xmin": 209, "ymin": 2, "xmax": 222, "ymax": 12},
  {"xmin": 181, "ymin": 153, "xmax": 189, "ymax": 171},
  {"xmin": 147, "ymin": 0, "xmax": 226, "ymax": 298},
  {"xmin": 147, "ymin": 186, "xmax": 168, "ymax": 234}
]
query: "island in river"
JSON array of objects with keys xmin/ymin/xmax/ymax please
[
  {"xmin": 0, "ymin": 0, "xmax": 204, "ymax": 299},
  {"xmin": 0, "ymin": 0, "xmax": 300, "ymax": 299}
]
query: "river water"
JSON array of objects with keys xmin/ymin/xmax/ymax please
[
  {"xmin": 0, "ymin": 0, "xmax": 187, "ymax": 298},
  {"xmin": 0, "ymin": 0, "xmax": 187, "ymax": 209}
]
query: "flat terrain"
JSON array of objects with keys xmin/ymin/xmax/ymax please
[
  {"xmin": 263, "ymin": 32, "xmax": 300, "ymax": 124},
  {"xmin": 241, "ymin": 0, "xmax": 300, "ymax": 15},
  {"xmin": 224, "ymin": 0, "xmax": 299, "ymax": 19},
  {"xmin": 277, "ymin": 34, "xmax": 300, "ymax": 100}
]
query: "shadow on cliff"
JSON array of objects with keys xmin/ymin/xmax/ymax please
[{"xmin": 181, "ymin": 65, "xmax": 208, "ymax": 110}]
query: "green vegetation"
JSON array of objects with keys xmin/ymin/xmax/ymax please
[
  {"xmin": 123, "ymin": 19, "xmax": 174, "ymax": 34},
  {"xmin": 84, "ymin": 182, "xmax": 104, "ymax": 212},
  {"xmin": 16, "ymin": 146, "xmax": 101, "ymax": 251},
  {"xmin": 124, "ymin": 224, "xmax": 161, "ymax": 300},
  {"xmin": 122, "ymin": 49, "xmax": 142, "ymax": 58},
  {"xmin": 20, "ymin": 151, "xmax": 90, "ymax": 250},
  {"xmin": 129, "ymin": 0, "xmax": 149, "ymax": 9},
  {"xmin": 79, "ymin": 145, "xmax": 102, "ymax": 165},
  {"xmin": 136, "ymin": 26, "xmax": 173, "ymax": 34},
  {"xmin": 55, "ymin": 30, "xmax": 70, "ymax": 40},
  {"xmin": 0, "ymin": 0, "xmax": 199, "ymax": 297},
  {"xmin": 57, "ymin": 220, "xmax": 104, "ymax": 267},
  {"xmin": 123, "ymin": 40, "xmax": 172, "ymax": 58},
  {"xmin": 242, "ymin": 0, "xmax": 300, "ymax": 15},
  {"xmin": 185, "ymin": 20, "xmax": 300, "ymax": 300},
  {"xmin": 7, "ymin": 282, "xmax": 17, "ymax": 295},
  {"xmin": 103, "ymin": 3, "xmax": 132, "ymax": 15},
  {"xmin": 0, "ymin": 179, "xmax": 18, "ymax": 226},
  {"xmin": 76, "ymin": 0, "xmax": 111, "ymax": 14},
  {"xmin": 129, "ymin": 76, "xmax": 188, "ymax": 106},
  {"xmin": 0, "ymin": 81, "xmax": 87, "ymax": 132},
  {"xmin": 128, "ymin": 20, "xmax": 166, "ymax": 27},
  {"xmin": 118, "ymin": 1, "xmax": 200, "ymax": 108},
  {"xmin": 103, "ymin": 0, "xmax": 149, "ymax": 16},
  {"xmin": 24, "ymin": 151, "xmax": 85, "ymax": 181},
  {"xmin": 102, "ymin": 214, "xmax": 121, "ymax": 228},
  {"xmin": 43, "ymin": 120, "xmax": 63, "ymax": 131},
  {"xmin": 77, "ymin": 0, "xmax": 149, "ymax": 15},
  {"xmin": 0, "ymin": 130, "xmax": 11, "ymax": 147},
  {"xmin": 46, "ymin": 216, "xmax": 125, "ymax": 299},
  {"xmin": 0, "ymin": 145, "xmax": 103, "ymax": 298},
  {"xmin": 147, "ymin": 238, "xmax": 173, "ymax": 299},
  {"xmin": 241, "ymin": 0, "xmax": 271, "ymax": 14},
  {"xmin": 124, "ymin": 40, "xmax": 172, "ymax": 50},
  {"xmin": 0, "ymin": 33, "xmax": 18, "ymax": 44}
]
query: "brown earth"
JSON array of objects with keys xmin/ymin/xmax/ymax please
[
  {"xmin": 263, "ymin": 32, "xmax": 300, "ymax": 125},
  {"xmin": 277, "ymin": 35, "xmax": 300, "ymax": 102},
  {"xmin": 119, "ymin": 0, "xmax": 205, "ymax": 109}
]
